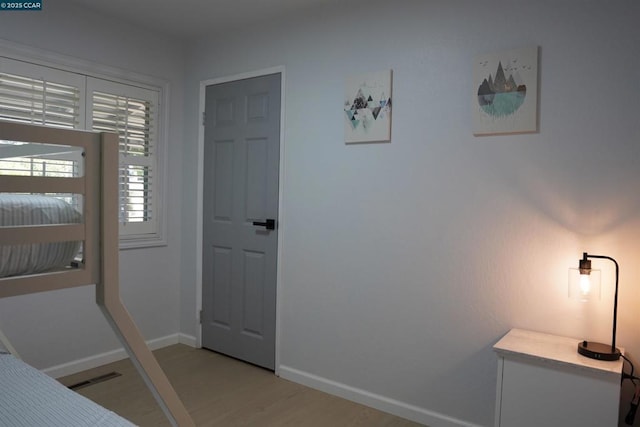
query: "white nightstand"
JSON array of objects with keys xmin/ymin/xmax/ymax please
[{"xmin": 494, "ymin": 329, "xmax": 623, "ymax": 427}]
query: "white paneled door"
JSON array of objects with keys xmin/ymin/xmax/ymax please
[{"xmin": 202, "ymin": 73, "xmax": 280, "ymax": 370}]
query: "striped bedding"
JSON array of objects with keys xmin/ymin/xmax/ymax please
[
  {"xmin": 0, "ymin": 352, "xmax": 135, "ymax": 426},
  {"xmin": 0, "ymin": 194, "xmax": 82, "ymax": 277}
]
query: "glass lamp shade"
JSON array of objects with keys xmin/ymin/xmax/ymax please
[{"xmin": 568, "ymin": 267, "xmax": 601, "ymax": 302}]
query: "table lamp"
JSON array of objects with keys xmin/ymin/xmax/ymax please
[{"xmin": 569, "ymin": 252, "xmax": 621, "ymax": 361}]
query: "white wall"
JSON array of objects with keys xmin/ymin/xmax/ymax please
[
  {"xmin": 0, "ymin": 0, "xmax": 638, "ymax": 425},
  {"xmin": 0, "ymin": 2, "xmax": 187, "ymax": 370},
  {"xmin": 182, "ymin": 0, "xmax": 640, "ymax": 425}
]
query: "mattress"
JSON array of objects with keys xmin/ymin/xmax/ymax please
[
  {"xmin": 0, "ymin": 194, "xmax": 82, "ymax": 277},
  {"xmin": 0, "ymin": 352, "xmax": 135, "ymax": 426}
]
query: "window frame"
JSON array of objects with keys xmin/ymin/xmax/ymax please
[{"xmin": 0, "ymin": 41, "xmax": 169, "ymax": 249}]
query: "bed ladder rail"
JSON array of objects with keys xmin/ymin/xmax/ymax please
[
  {"xmin": 98, "ymin": 134, "xmax": 194, "ymax": 427},
  {"xmin": 98, "ymin": 301, "xmax": 194, "ymax": 426}
]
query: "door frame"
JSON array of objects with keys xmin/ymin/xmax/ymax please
[{"xmin": 195, "ymin": 66, "xmax": 286, "ymax": 374}]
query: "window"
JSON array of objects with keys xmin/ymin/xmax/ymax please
[{"xmin": 0, "ymin": 57, "xmax": 165, "ymax": 247}]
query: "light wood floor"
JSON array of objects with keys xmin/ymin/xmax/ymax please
[{"xmin": 58, "ymin": 344, "xmax": 424, "ymax": 426}]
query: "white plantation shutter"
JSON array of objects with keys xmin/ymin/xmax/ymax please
[
  {"xmin": 0, "ymin": 58, "xmax": 84, "ymax": 128},
  {"xmin": 0, "ymin": 74, "xmax": 80, "ymax": 128},
  {"xmin": 87, "ymin": 78, "xmax": 159, "ymax": 239}
]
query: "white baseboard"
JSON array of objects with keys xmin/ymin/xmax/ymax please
[
  {"xmin": 43, "ymin": 333, "xmax": 189, "ymax": 379},
  {"xmin": 278, "ymin": 365, "xmax": 480, "ymax": 427},
  {"xmin": 178, "ymin": 333, "xmax": 197, "ymax": 347}
]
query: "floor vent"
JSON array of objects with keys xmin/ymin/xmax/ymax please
[{"xmin": 68, "ymin": 371, "xmax": 122, "ymax": 391}]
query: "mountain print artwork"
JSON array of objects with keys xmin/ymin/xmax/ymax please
[
  {"xmin": 473, "ymin": 47, "xmax": 538, "ymax": 135},
  {"xmin": 477, "ymin": 61, "xmax": 527, "ymax": 117}
]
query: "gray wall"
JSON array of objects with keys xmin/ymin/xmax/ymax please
[
  {"xmin": 182, "ymin": 0, "xmax": 640, "ymax": 425},
  {"xmin": 0, "ymin": 2, "xmax": 186, "ymax": 369}
]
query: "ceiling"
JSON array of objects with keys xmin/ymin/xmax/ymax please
[{"xmin": 67, "ymin": 0, "xmax": 342, "ymax": 40}]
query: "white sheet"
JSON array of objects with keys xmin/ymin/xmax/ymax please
[
  {"xmin": 0, "ymin": 353, "xmax": 135, "ymax": 426},
  {"xmin": 0, "ymin": 194, "xmax": 81, "ymax": 277}
]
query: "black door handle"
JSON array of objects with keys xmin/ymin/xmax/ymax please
[{"xmin": 252, "ymin": 218, "xmax": 276, "ymax": 230}]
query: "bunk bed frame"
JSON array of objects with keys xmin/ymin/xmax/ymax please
[{"xmin": 0, "ymin": 120, "xmax": 194, "ymax": 427}]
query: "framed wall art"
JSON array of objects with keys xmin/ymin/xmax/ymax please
[
  {"xmin": 473, "ymin": 46, "xmax": 539, "ymax": 135},
  {"xmin": 344, "ymin": 70, "xmax": 392, "ymax": 143}
]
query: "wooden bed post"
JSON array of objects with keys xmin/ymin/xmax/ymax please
[{"xmin": 96, "ymin": 133, "xmax": 194, "ymax": 427}]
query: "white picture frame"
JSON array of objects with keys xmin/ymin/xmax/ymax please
[{"xmin": 344, "ymin": 70, "xmax": 392, "ymax": 143}]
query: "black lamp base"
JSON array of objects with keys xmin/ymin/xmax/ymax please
[{"xmin": 577, "ymin": 340, "xmax": 621, "ymax": 361}]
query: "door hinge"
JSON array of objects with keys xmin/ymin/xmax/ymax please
[
  {"xmin": 199, "ymin": 309, "xmax": 203, "ymax": 324},
  {"xmin": 202, "ymin": 111, "xmax": 206, "ymax": 126}
]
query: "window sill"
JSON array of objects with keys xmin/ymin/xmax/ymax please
[{"xmin": 119, "ymin": 235, "xmax": 167, "ymax": 250}]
